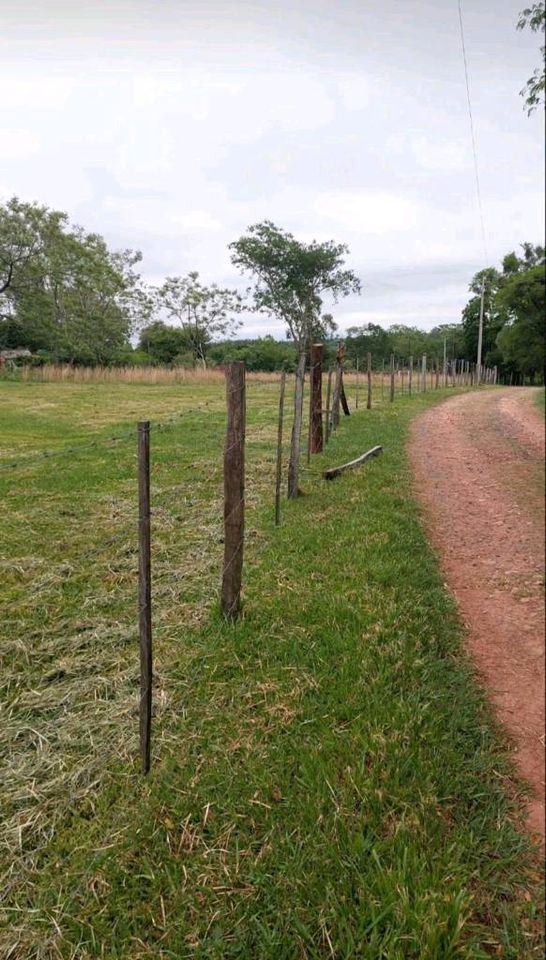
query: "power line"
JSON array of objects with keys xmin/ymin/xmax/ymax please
[{"xmin": 457, "ymin": 0, "xmax": 489, "ymax": 262}]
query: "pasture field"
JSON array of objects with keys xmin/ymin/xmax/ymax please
[{"xmin": 0, "ymin": 375, "xmax": 543, "ymax": 959}]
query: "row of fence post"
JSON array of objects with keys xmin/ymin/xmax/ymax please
[{"xmin": 137, "ymin": 351, "xmax": 499, "ymax": 771}]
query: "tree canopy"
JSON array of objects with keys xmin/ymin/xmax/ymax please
[
  {"xmin": 229, "ymin": 221, "xmax": 360, "ymax": 354},
  {"xmin": 461, "ymin": 244, "xmax": 545, "ymax": 380},
  {"xmin": 0, "ymin": 197, "xmax": 148, "ymax": 364},
  {"xmin": 518, "ymin": 3, "xmax": 546, "ymax": 113},
  {"xmin": 154, "ymin": 272, "xmax": 243, "ymax": 367}
]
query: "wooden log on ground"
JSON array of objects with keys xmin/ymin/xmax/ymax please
[{"xmin": 323, "ymin": 444, "xmax": 383, "ymax": 480}]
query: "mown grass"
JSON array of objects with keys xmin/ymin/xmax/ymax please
[{"xmin": 0, "ymin": 378, "xmax": 543, "ymax": 959}]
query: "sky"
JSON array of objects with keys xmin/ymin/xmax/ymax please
[{"xmin": 1, "ymin": 0, "xmax": 544, "ymax": 338}]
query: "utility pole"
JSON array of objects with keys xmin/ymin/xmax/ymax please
[{"xmin": 476, "ymin": 280, "xmax": 485, "ymax": 385}]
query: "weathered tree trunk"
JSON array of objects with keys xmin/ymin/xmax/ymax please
[{"xmin": 287, "ymin": 350, "xmax": 306, "ymax": 499}]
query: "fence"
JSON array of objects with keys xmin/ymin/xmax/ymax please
[{"xmin": 0, "ymin": 351, "xmax": 499, "ymax": 883}]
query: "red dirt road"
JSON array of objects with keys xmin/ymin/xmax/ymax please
[{"xmin": 410, "ymin": 388, "xmax": 545, "ymax": 842}]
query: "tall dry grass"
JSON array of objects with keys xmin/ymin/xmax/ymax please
[{"xmin": 16, "ymin": 363, "xmax": 228, "ymax": 384}]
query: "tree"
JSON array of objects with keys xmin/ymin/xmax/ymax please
[
  {"xmin": 461, "ymin": 266, "xmax": 503, "ymax": 365},
  {"xmin": 427, "ymin": 324, "xmax": 466, "ymax": 364},
  {"xmin": 461, "ymin": 244, "xmax": 545, "ymax": 380},
  {"xmin": 155, "ymin": 272, "xmax": 243, "ymax": 368},
  {"xmin": 518, "ymin": 3, "xmax": 545, "ymax": 113},
  {"xmin": 0, "ymin": 197, "xmax": 67, "ymax": 299},
  {"xmin": 138, "ymin": 321, "xmax": 190, "ymax": 365},
  {"xmin": 345, "ymin": 323, "xmax": 392, "ymax": 366},
  {"xmin": 230, "ymin": 221, "xmax": 361, "ymax": 497},
  {"xmin": 0, "ymin": 197, "xmax": 148, "ymax": 363},
  {"xmin": 496, "ymin": 265, "xmax": 545, "ymax": 381}
]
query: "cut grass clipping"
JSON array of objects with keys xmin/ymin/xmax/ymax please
[{"xmin": 0, "ymin": 377, "xmax": 543, "ymax": 959}]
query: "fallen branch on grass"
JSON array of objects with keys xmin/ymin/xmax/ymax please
[{"xmin": 323, "ymin": 445, "xmax": 383, "ymax": 480}]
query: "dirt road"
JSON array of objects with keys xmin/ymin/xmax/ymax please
[{"xmin": 410, "ymin": 388, "xmax": 545, "ymax": 842}]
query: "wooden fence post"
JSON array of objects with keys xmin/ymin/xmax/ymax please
[
  {"xmin": 366, "ymin": 352, "xmax": 372, "ymax": 409},
  {"xmin": 221, "ymin": 362, "xmax": 245, "ymax": 619},
  {"xmin": 331, "ymin": 363, "xmax": 342, "ymax": 430},
  {"xmin": 138, "ymin": 421, "xmax": 152, "ymax": 775},
  {"xmin": 325, "ymin": 367, "xmax": 333, "ymax": 443},
  {"xmin": 408, "ymin": 355, "xmax": 413, "ymax": 396},
  {"xmin": 355, "ymin": 356, "xmax": 360, "ymax": 410},
  {"xmin": 310, "ymin": 343, "xmax": 323, "ymax": 454},
  {"xmin": 274, "ymin": 371, "xmax": 286, "ymax": 526},
  {"xmin": 288, "ymin": 352, "xmax": 306, "ymax": 499},
  {"xmin": 390, "ymin": 354, "xmax": 395, "ymax": 402},
  {"xmin": 421, "ymin": 354, "xmax": 426, "ymax": 392}
]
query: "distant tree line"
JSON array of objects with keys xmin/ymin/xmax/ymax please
[{"xmin": 1, "ymin": 198, "xmax": 543, "ymax": 383}]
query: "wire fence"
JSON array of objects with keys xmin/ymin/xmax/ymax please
[{"xmin": 0, "ymin": 351, "xmax": 498, "ymax": 893}]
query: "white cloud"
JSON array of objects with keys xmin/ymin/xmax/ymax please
[
  {"xmin": 0, "ymin": 128, "xmax": 40, "ymax": 160},
  {"xmin": 167, "ymin": 211, "xmax": 223, "ymax": 232},
  {"xmin": 314, "ymin": 191, "xmax": 419, "ymax": 235},
  {"xmin": 410, "ymin": 136, "xmax": 470, "ymax": 172}
]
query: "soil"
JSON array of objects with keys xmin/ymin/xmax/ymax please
[{"xmin": 410, "ymin": 388, "xmax": 545, "ymax": 843}]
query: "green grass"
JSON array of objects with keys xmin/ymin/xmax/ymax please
[
  {"xmin": 0, "ymin": 378, "xmax": 543, "ymax": 959},
  {"xmin": 534, "ymin": 387, "xmax": 545, "ymax": 417}
]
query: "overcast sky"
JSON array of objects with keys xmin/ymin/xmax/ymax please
[{"xmin": 1, "ymin": 0, "xmax": 544, "ymax": 337}]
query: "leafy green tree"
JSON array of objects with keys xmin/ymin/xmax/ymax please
[
  {"xmin": 461, "ymin": 267, "xmax": 504, "ymax": 366},
  {"xmin": 345, "ymin": 323, "xmax": 392, "ymax": 366},
  {"xmin": 138, "ymin": 321, "xmax": 190, "ymax": 365},
  {"xmin": 207, "ymin": 336, "xmax": 297, "ymax": 371},
  {"xmin": 0, "ymin": 197, "xmax": 148, "ymax": 363},
  {"xmin": 230, "ymin": 221, "xmax": 360, "ymax": 497},
  {"xmin": 496, "ymin": 265, "xmax": 545, "ymax": 381},
  {"xmin": 461, "ymin": 244, "xmax": 545, "ymax": 379},
  {"xmin": 155, "ymin": 272, "xmax": 243, "ymax": 368},
  {"xmin": 427, "ymin": 324, "xmax": 466, "ymax": 364},
  {"xmin": 518, "ymin": 3, "xmax": 545, "ymax": 113},
  {"xmin": 0, "ymin": 197, "xmax": 67, "ymax": 299}
]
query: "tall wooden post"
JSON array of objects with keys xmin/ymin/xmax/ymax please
[
  {"xmin": 355, "ymin": 355, "xmax": 360, "ymax": 410},
  {"xmin": 331, "ymin": 342, "xmax": 345, "ymax": 429},
  {"xmin": 366, "ymin": 352, "xmax": 372, "ymax": 409},
  {"xmin": 221, "ymin": 362, "xmax": 245, "ymax": 619},
  {"xmin": 435, "ymin": 358, "xmax": 440, "ymax": 389},
  {"xmin": 310, "ymin": 343, "xmax": 323, "ymax": 454},
  {"xmin": 331, "ymin": 363, "xmax": 342, "ymax": 430},
  {"xmin": 421, "ymin": 354, "xmax": 427, "ymax": 392},
  {"xmin": 138, "ymin": 421, "xmax": 152, "ymax": 775},
  {"xmin": 408, "ymin": 355, "xmax": 413, "ymax": 396},
  {"xmin": 274, "ymin": 371, "xmax": 286, "ymax": 526},
  {"xmin": 443, "ymin": 338, "xmax": 447, "ymax": 387},
  {"xmin": 325, "ymin": 367, "xmax": 333, "ymax": 443},
  {"xmin": 389, "ymin": 354, "xmax": 395, "ymax": 402},
  {"xmin": 288, "ymin": 352, "xmax": 306, "ymax": 499}
]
